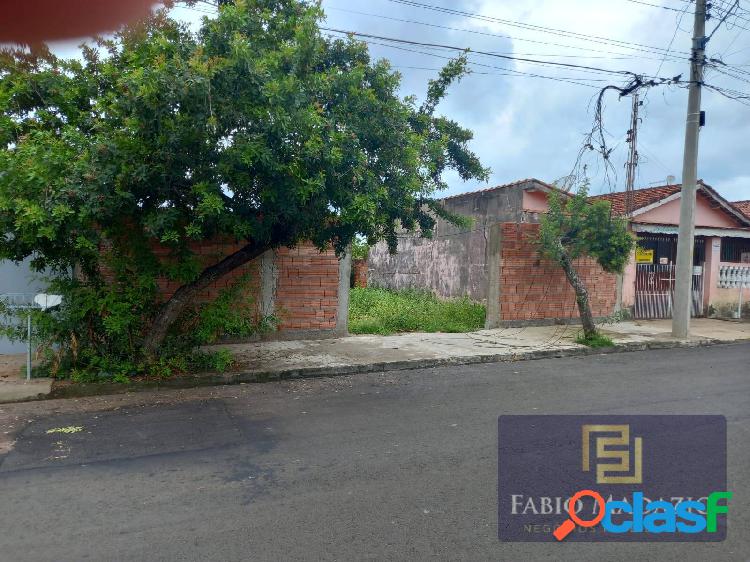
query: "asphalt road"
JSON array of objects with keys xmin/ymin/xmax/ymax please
[{"xmin": 0, "ymin": 343, "xmax": 748, "ymax": 562}]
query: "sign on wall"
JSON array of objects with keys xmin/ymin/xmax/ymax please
[{"xmin": 635, "ymin": 248, "xmax": 654, "ymax": 264}]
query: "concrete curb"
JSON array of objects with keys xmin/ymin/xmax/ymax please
[{"xmin": 33, "ymin": 336, "xmax": 748, "ymax": 403}]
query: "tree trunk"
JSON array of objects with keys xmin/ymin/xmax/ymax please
[
  {"xmin": 558, "ymin": 249, "xmax": 597, "ymax": 339},
  {"xmin": 141, "ymin": 241, "xmax": 267, "ymax": 356}
]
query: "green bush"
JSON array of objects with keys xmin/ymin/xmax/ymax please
[
  {"xmin": 0, "ymin": 266, "xmax": 259, "ymax": 381},
  {"xmin": 575, "ymin": 331, "xmax": 615, "ymax": 348},
  {"xmin": 349, "ymin": 287, "xmax": 485, "ymax": 335}
]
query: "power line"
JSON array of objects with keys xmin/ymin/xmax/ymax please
[
  {"xmin": 324, "ymin": 5, "xmax": 690, "ymax": 64},
  {"xmin": 707, "ymin": 0, "xmax": 742, "ymax": 39},
  {"xmin": 643, "ymin": 0, "xmax": 694, "ymax": 105},
  {"xmin": 321, "ymin": 27, "xmax": 685, "ymax": 82},
  {"xmin": 383, "ymin": 0, "xmax": 693, "ymax": 57},
  {"xmin": 622, "ymin": 0, "xmax": 700, "ymax": 13},
  {"xmin": 170, "ymin": 1, "xmax": 658, "ymax": 88},
  {"xmin": 358, "ymin": 37, "xmax": 608, "ymax": 88}
]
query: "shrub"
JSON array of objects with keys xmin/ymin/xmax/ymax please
[{"xmin": 575, "ymin": 332, "xmax": 615, "ymax": 348}]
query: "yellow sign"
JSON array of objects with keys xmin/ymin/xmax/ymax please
[
  {"xmin": 635, "ymin": 248, "xmax": 654, "ymax": 264},
  {"xmin": 582, "ymin": 424, "xmax": 643, "ymax": 484}
]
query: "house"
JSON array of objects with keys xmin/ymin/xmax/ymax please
[
  {"xmin": 368, "ymin": 178, "xmax": 750, "ymax": 327},
  {"xmin": 591, "ymin": 181, "xmax": 750, "ymax": 319},
  {"xmin": 367, "ymin": 179, "xmax": 618, "ymax": 327}
]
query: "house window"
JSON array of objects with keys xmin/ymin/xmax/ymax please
[{"xmin": 720, "ymin": 237, "xmax": 750, "ymax": 263}]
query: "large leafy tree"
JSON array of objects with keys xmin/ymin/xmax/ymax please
[
  {"xmin": 0, "ymin": 0, "xmax": 488, "ymax": 359},
  {"xmin": 538, "ymin": 184, "xmax": 634, "ymax": 339}
]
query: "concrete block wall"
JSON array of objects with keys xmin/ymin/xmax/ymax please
[
  {"xmin": 487, "ymin": 223, "xmax": 618, "ymax": 326},
  {"xmin": 367, "ymin": 226, "xmax": 489, "ymax": 301},
  {"xmin": 367, "ymin": 180, "xmax": 551, "ymax": 302}
]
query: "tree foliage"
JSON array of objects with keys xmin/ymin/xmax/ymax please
[
  {"xmin": 538, "ymin": 183, "xmax": 634, "ymax": 338},
  {"xmin": 0, "ymin": 0, "xmax": 488, "ymax": 375}
]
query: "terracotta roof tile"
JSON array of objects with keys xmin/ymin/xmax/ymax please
[
  {"xmin": 590, "ymin": 182, "xmax": 750, "ymax": 226},
  {"xmin": 733, "ymin": 200, "xmax": 750, "ymax": 218},
  {"xmin": 589, "ymin": 184, "xmax": 681, "ymax": 215}
]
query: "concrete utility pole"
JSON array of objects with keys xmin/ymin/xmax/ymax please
[
  {"xmin": 672, "ymin": 0, "xmax": 707, "ymax": 338},
  {"xmin": 624, "ymin": 91, "xmax": 641, "ymax": 217}
]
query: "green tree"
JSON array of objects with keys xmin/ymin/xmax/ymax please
[
  {"xmin": 537, "ymin": 183, "xmax": 634, "ymax": 339},
  {"xmin": 0, "ymin": 0, "xmax": 488, "ymax": 366}
]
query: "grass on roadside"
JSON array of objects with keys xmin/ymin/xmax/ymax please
[
  {"xmin": 574, "ymin": 331, "xmax": 615, "ymax": 348},
  {"xmin": 349, "ymin": 287, "xmax": 485, "ymax": 335}
]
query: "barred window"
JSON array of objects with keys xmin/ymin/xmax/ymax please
[{"xmin": 720, "ymin": 237, "xmax": 750, "ymax": 263}]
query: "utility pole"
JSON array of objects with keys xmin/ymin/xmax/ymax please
[
  {"xmin": 672, "ymin": 0, "xmax": 707, "ymax": 338},
  {"xmin": 624, "ymin": 91, "xmax": 641, "ymax": 217}
]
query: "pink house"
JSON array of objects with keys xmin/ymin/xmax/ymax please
[{"xmin": 591, "ymin": 182, "xmax": 750, "ymax": 319}]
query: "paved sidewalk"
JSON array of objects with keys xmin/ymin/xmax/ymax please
[
  {"xmin": 1, "ymin": 318, "xmax": 747, "ymax": 403},
  {"xmin": 0, "ymin": 354, "xmax": 53, "ymax": 403},
  {"xmin": 222, "ymin": 318, "xmax": 750, "ymax": 375}
]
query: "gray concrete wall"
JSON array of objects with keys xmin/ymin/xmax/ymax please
[
  {"xmin": 0, "ymin": 258, "xmax": 48, "ymax": 354},
  {"xmin": 368, "ymin": 181, "xmax": 542, "ymax": 302}
]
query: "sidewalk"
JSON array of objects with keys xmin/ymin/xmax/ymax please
[
  {"xmin": 222, "ymin": 318, "xmax": 750, "ymax": 376},
  {"xmin": 1, "ymin": 318, "xmax": 748, "ymax": 403},
  {"xmin": 0, "ymin": 354, "xmax": 53, "ymax": 403}
]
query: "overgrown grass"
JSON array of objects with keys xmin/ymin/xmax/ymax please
[
  {"xmin": 575, "ymin": 331, "xmax": 615, "ymax": 348},
  {"xmin": 349, "ymin": 287, "xmax": 485, "ymax": 335}
]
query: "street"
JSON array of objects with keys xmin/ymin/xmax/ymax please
[{"xmin": 0, "ymin": 343, "xmax": 748, "ymax": 562}]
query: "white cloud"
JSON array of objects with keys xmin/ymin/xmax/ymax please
[{"xmin": 43, "ymin": 0, "xmax": 750, "ymax": 202}]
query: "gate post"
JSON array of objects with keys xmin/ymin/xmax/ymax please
[
  {"xmin": 485, "ymin": 223, "xmax": 502, "ymax": 329},
  {"xmin": 336, "ymin": 248, "xmax": 352, "ymax": 336}
]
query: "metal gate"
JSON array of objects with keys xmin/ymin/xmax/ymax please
[{"xmin": 634, "ymin": 263, "xmax": 704, "ymax": 319}]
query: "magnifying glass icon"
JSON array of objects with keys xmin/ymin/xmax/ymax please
[{"xmin": 553, "ymin": 489, "xmax": 606, "ymax": 541}]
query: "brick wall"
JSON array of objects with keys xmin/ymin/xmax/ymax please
[
  {"xmin": 275, "ymin": 245, "xmax": 340, "ymax": 331},
  {"xmin": 154, "ymin": 239, "xmax": 260, "ymax": 307},
  {"xmin": 499, "ymin": 223, "xmax": 617, "ymax": 322},
  {"xmin": 153, "ymin": 240, "xmax": 342, "ymax": 336},
  {"xmin": 352, "ymin": 259, "xmax": 368, "ymax": 288}
]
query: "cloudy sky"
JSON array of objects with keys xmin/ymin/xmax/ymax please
[{"xmin": 64, "ymin": 0, "xmax": 750, "ymax": 202}]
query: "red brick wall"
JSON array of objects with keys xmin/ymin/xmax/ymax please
[
  {"xmin": 275, "ymin": 245, "xmax": 339, "ymax": 331},
  {"xmin": 499, "ymin": 223, "xmax": 617, "ymax": 322},
  {"xmin": 353, "ymin": 259, "xmax": 368, "ymax": 288},
  {"xmin": 153, "ymin": 240, "xmax": 340, "ymax": 334},
  {"xmin": 154, "ymin": 239, "xmax": 260, "ymax": 308}
]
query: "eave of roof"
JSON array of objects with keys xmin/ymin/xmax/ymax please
[
  {"xmin": 590, "ymin": 181, "xmax": 750, "ymax": 227},
  {"xmin": 440, "ymin": 178, "xmax": 568, "ymax": 202}
]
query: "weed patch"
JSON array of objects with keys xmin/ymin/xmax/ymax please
[{"xmin": 349, "ymin": 288, "xmax": 484, "ymax": 335}]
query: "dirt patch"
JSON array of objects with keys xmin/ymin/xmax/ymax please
[{"xmin": 0, "ymin": 354, "xmax": 25, "ymax": 380}]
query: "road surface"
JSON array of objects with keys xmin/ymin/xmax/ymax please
[{"xmin": 0, "ymin": 343, "xmax": 748, "ymax": 561}]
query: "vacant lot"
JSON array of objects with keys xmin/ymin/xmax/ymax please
[{"xmin": 348, "ymin": 287, "xmax": 485, "ymax": 335}]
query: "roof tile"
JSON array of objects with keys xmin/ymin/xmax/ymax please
[
  {"xmin": 589, "ymin": 184, "xmax": 681, "ymax": 215},
  {"xmin": 440, "ymin": 178, "xmax": 561, "ymax": 201},
  {"xmin": 733, "ymin": 200, "xmax": 750, "ymax": 218}
]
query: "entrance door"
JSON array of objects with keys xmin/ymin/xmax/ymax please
[{"xmin": 634, "ymin": 263, "xmax": 705, "ymax": 319}]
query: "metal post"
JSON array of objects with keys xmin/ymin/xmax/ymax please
[
  {"xmin": 672, "ymin": 0, "xmax": 707, "ymax": 338},
  {"xmin": 624, "ymin": 91, "xmax": 640, "ymax": 217},
  {"xmin": 26, "ymin": 312, "xmax": 32, "ymax": 380}
]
